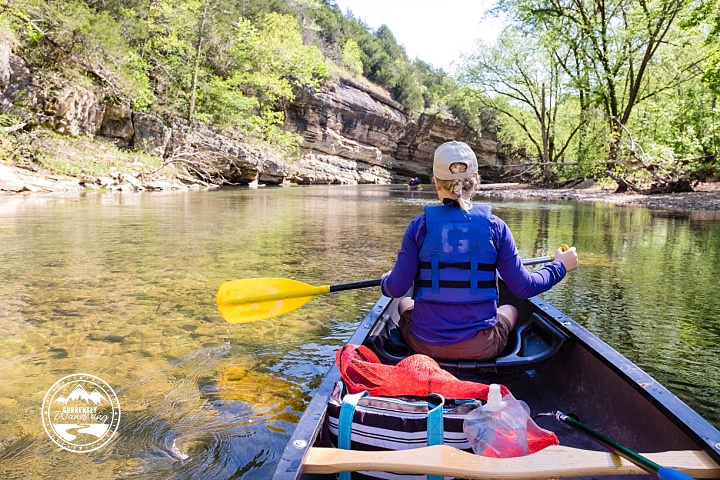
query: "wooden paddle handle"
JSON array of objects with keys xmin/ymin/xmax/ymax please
[{"xmin": 302, "ymin": 445, "xmax": 720, "ymax": 479}]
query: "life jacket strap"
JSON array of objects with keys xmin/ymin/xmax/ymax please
[
  {"xmin": 415, "ymin": 279, "xmax": 497, "ymax": 289},
  {"xmin": 418, "ymin": 261, "xmax": 496, "ymax": 271}
]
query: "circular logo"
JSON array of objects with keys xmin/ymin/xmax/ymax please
[{"xmin": 41, "ymin": 373, "xmax": 121, "ymax": 453}]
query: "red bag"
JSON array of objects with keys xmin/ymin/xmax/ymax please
[{"xmin": 335, "ymin": 344, "xmax": 559, "ymax": 454}]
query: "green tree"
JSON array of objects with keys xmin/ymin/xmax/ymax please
[
  {"xmin": 497, "ymin": 0, "xmax": 700, "ymax": 183},
  {"xmin": 410, "ymin": 59, "xmax": 455, "ymax": 109},
  {"xmin": 460, "ymin": 30, "xmax": 584, "ymax": 182},
  {"xmin": 187, "ymin": 0, "xmax": 211, "ymax": 121},
  {"xmin": 341, "ymin": 38, "xmax": 363, "ymax": 77},
  {"xmin": 195, "ymin": 12, "xmax": 329, "ymax": 144},
  {"xmin": 6, "ymin": 0, "xmax": 154, "ymax": 107}
]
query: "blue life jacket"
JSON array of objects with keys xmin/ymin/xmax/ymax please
[{"xmin": 415, "ymin": 204, "xmax": 498, "ymax": 304}]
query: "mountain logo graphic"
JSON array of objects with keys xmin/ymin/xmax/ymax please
[
  {"xmin": 42, "ymin": 373, "xmax": 121, "ymax": 453},
  {"xmin": 55, "ymin": 385, "xmax": 106, "ymax": 405}
]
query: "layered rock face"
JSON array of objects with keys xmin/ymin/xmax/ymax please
[
  {"xmin": 0, "ymin": 42, "xmax": 502, "ymax": 186},
  {"xmin": 285, "ymin": 75, "xmax": 502, "ymax": 185}
]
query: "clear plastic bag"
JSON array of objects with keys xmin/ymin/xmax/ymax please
[{"xmin": 463, "ymin": 384, "xmax": 531, "ymax": 458}]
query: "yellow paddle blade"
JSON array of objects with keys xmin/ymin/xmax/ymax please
[{"xmin": 217, "ymin": 278, "xmax": 330, "ymax": 323}]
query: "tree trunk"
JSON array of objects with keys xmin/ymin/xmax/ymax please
[
  {"xmin": 540, "ymin": 83, "xmax": 553, "ymax": 182},
  {"xmin": 188, "ymin": 0, "xmax": 210, "ymax": 122}
]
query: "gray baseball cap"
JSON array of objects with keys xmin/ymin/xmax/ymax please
[{"xmin": 433, "ymin": 141, "xmax": 478, "ymax": 180}]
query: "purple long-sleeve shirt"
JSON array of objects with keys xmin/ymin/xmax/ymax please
[{"xmin": 381, "ymin": 207, "xmax": 566, "ymax": 345}]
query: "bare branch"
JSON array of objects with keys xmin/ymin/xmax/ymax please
[
  {"xmin": 496, "ymin": 161, "xmax": 579, "ymax": 168},
  {"xmin": 2, "ymin": 123, "xmax": 27, "ymax": 133},
  {"xmin": 141, "ymin": 143, "xmax": 236, "ymax": 186}
]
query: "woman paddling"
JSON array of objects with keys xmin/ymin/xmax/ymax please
[{"xmin": 381, "ymin": 141, "xmax": 578, "ymax": 361}]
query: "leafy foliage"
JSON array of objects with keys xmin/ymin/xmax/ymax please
[
  {"xmin": 192, "ymin": 12, "xmax": 329, "ymax": 148},
  {"xmin": 2, "ymin": 0, "xmax": 465, "ymax": 149},
  {"xmin": 459, "ymin": 0, "xmax": 720, "ymax": 186},
  {"xmin": 4, "ymin": 0, "xmax": 718, "ymax": 187},
  {"xmin": 341, "ymin": 38, "xmax": 363, "ymax": 77}
]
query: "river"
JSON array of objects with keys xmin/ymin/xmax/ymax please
[{"xmin": 1, "ymin": 185, "xmax": 719, "ymax": 479}]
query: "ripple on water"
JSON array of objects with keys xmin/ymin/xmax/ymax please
[
  {"xmin": 105, "ymin": 345, "xmax": 302, "ymax": 479},
  {"xmin": 111, "ymin": 406, "xmax": 283, "ymax": 479}
]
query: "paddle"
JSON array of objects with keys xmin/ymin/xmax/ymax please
[
  {"xmin": 217, "ymin": 278, "xmax": 381, "ymax": 323},
  {"xmin": 216, "ymin": 253, "xmax": 563, "ymax": 324},
  {"xmin": 301, "ymin": 444, "xmax": 718, "ymax": 479},
  {"xmin": 543, "ymin": 411, "xmax": 697, "ymax": 480}
]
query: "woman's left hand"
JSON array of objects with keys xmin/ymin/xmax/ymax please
[{"xmin": 555, "ymin": 246, "xmax": 578, "ymax": 272}]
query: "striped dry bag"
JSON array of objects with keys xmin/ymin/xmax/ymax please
[
  {"xmin": 325, "ymin": 381, "xmax": 479, "ymax": 480},
  {"xmin": 328, "ymin": 345, "xmax": 560, "ymax": 479}
]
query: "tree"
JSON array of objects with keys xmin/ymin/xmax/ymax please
[
  {"xmin": 194, "ymin": 12, "xmax": 329, "ymax": 145},
  {"xmin": 6, "ymin": 0, "xmax": 154, "ymax": 107},
  {"xmin": 496, "ymin": 0, "xmax": 703, "ymax": 188},
  {"xmin": 187, "ymin": 0, "xmax": 210, "ymax": 121},
  {"xmin": 460, "ymin": 30, "xmax": 584, "ymax": 182},
  {"xmin": 341, "ymin": 38, "xmax": 363, "ymax": 77}
]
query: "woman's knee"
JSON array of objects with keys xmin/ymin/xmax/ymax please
[
  {"xmin": 497, "ymin": 304, "xmax": 519, "ymax": 330},
  {"xmin": 398, "ymin": 297, "xmax": 414, "ymax": 316}
]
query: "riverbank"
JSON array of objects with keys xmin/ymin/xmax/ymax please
[
  {"xmin": 2, "ymin": 162, "xmax": 720, "ymax": 213},
  {"xmin": 0, "ymin": 162, "xmax": 193, "ymax": 194},
  {"xmin": 476, "ymin": 180, "xmax": 720, "ymax": 213}
]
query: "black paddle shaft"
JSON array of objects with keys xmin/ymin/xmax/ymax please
[{"xmin": 329, "ymin": 279, "xmax": 382, "ymax": 292}]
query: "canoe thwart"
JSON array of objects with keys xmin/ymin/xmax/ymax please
[{"xmin": 302, "ymin": 444, "xmax": 720, "ymax": 480}]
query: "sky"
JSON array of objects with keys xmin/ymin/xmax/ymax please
[{"xmin": 332, "ymin": 0, "xmax": 504, "ymax": 73}]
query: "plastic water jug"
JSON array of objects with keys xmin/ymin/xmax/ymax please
[{"xmin": 463, "ymin": 384, "xmax": 531, "ymax": 457}]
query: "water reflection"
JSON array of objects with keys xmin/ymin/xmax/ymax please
[{"xmin": 0, "ymin": 186, "xmax": 719, "ymax": 478}]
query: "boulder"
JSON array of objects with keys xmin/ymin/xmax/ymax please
[
  {"xmin": 131, "ymin": 112, "xmax": 171, "ymax": 156},
  {"xmin": 100, "ymin": 103, "xmax": 134, "ymax": 144}
]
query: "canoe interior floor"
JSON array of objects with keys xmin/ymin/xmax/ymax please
[{"xmin": 451, "ymin": 368, "xmax": 607, "ymax": 453}]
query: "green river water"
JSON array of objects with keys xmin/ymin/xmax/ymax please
[{"xmin": 1, "ymin": 184, "xmax": 719, "ymax": 479}]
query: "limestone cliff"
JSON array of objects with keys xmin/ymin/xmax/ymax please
[
  {"xmin": 0, "ymin": 41, "xmax": 503, "ymax": 187},
  {"xmin": 285, "ymin": 75, "xmax": 502, "ymax": 185}
]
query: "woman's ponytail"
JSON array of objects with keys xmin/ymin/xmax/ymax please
[{"xmin": 436, "ymin": 162, "xmax": 479, "ymax": 211}]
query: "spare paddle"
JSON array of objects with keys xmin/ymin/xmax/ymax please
[
  {"xmin": 217, "ymin": 249, "xmax": 568, "ymax": 324},
  {"xmin": 302, "ymin": 444, "xmax": 718, "ymax": 479},
  {"xmin": 542, "ymin": 411, "xmax": 697, "ymax": 480}
]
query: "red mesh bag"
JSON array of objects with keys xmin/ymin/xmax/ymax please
[{"xmin": 335, "ymin": 344, "xmax": 559, "ymax": 454}]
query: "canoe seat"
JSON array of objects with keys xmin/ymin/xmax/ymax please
[{"xmin": 365, "ymin": 312, "xmax": 568, "ymax": 373}]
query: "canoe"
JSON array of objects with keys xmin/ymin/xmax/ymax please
[{"xmin": 271, "ymin": 280, "xmax": 720, "ymax": 479}]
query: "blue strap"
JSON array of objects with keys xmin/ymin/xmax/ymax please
[
  {"xmin": 431, "ymin": 250, "xmax": 440, "ymax": 293},
  {"xmin": 470, "ymin": 251, "xmax": 479, "ymax": 295},
  {"xmin": 426, "ymin": 394, "xmax": 445, "ymax": 480},
  {"xmin": 338, "ymin": 390, "xmax": 368, "ymax": 480},
  {"xmin": 338, "ymin": 391, "xmax": 445, "ymax": 480}
]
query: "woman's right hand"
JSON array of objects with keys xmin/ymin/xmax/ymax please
[{"xmin": 555, "ymin": 246, "xmax": 578, "ymax": 272}]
